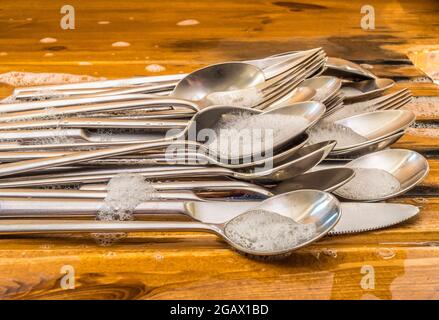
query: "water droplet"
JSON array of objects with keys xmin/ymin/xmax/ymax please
[
  {"xmin": 377, "ymin": 248, "xmax": 396, "ymax": 260},
  {"xmin": 154, "ymin": 253, "xmax": 164, "ymax": 261},
  {"xmin": 112, "ymin": 41, "xmax": 131, "ymax": 47},
  {"xmin": 322, "ymin": 248, "xmax": 338, "ymax": 258},
  {"xmin": 39, "ymin": 37, "xmax": 58, "ymax": 44},
  {"xmin": 177, "ymin": 19, "xmax": 200, "ymax": 26}
]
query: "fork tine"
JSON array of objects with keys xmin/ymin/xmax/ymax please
[{"xmin": 256, "ymin": 57, "xmax": 326, "ymax": 109}]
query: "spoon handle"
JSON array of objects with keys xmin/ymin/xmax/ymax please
[
  {"xmin": 0, "ymin": 117, "xmax": 187, "ymax": 131},
  {"xmin": 0, "ymin": 219, "xmax": 216, "ymax": 235},
  {"xmin": 0, "ymin": 168, "xmax": 227, "ymax": 188},
  {"xmin": 0, "ymin": 138, "xmax": 188, "ymax": 177},
  {"xmin": 0, "ymin": 97, "xmax": 200, "ymax": 122},
  {"xmin": 13, "ymin": 74, "xmax": 186, "ymax": 96},
  {"xmin": 0, "ymin": 198, "xmax": 192, "ymax": 218}
]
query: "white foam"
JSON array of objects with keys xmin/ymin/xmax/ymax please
[
  {"xmin": 403, "ymin": 96, "xmax": 439, "ymax": 118},
  {"xmin": 225, "ymin": 209, "xmax": 316, "ymax": 253},
  {"xmin": 97, "ymin": 173, "xmax": 156, "ymax": 221},
  {"xmin": 145, "ymin": 64, "xmax": 166, "ymax": 72},
  {"xmin": 308, "ymin": 122, "xmax": 367, "ymax": 148},
  {"xmin": 335, "ymin": 168, "xmax": 401, "ymax": 200},
  {"xmin": 0, "ymin": 71, "xmax": 103, "ymax": 87},
  {"xmin": 206, "ymin": 112, "xmax": 309, "ymax": 158},
  {"xmin": 207, "ymin": 87, "xmax": 263, "ymax": 108}
]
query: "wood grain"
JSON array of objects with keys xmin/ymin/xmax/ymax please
[{"xmin": 0, "ymin": 0, "xmax": 439, "ymax": 300}]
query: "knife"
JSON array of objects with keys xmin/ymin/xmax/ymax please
[
  {"xmin": 329, "ymin": 202, "xmax": 419, "ymax": 235},
  {"xmin": 0, "ymin": 198, "xmax": 419, "ymax": 235}
]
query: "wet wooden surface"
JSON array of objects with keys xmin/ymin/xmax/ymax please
[{"xmin": 0, "ymin": 0, "xmax": 438, "ymax": 300}]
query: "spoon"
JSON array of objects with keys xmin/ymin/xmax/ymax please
[
  {"xmin": 341, "ymin": 78, "xmax": 395, "ymax": 103},
  {"xmin": 0, "ymin": 54, "xmax": 324, "ymax": 123},
  {"xmin": 329, "ymin": 149, "xmax": 429, "ymax": 201},
  {"xmin": 0, "ymin": 138, "xmax": 333, "ymax": 188},
  {"xmin": 308, "ymin": 110, "xmax": 415, "ymax": 153},
  {"xmin": 75, "ymin": 167, "xmax": 354, "ymax": 196},
  {"xmin": 0, "ymin": 189, "xmax": 341, "ymax": 257},
  {"xmin": 0, "ymin": 50, "xmax": 322, "ymax": 119},
  {"xmin": 11, "ymin": 49, "xmax": 318, "ymax": 99},
  {"xmin": 323, "ymin": 57, "xmax": 377, "ymax": 80},
  {"xmin": 269, "ymin": 53, "xmax": 376, "ymax": 80},
  {"xmin": 0, "ymin": 168, "xmax": 356, "ymax": 202},
  {"xmin": 301, "ymin": 76, "xmax": 342, "ymax": 102},
  {"xmin": 327, "ymin": 130, "xmax": 406, "ymax": 159},
  {"xmin": 0, "ymin": 132, "xmax": 308, "ymax": 166},
  {"xmin": 0, "ymin": 102, "xmax": 325, "ymax": 177}
]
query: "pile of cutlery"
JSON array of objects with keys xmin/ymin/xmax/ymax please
[{"xmin": 0, "ymin": 48, "xmax": 428, "ymax": 257}]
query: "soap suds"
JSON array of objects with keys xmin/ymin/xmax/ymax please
[
  {"xmin": 0, "ymin": 71, "xmax": 104, "ymax": 87},
  {"xmin": 403, "ymin": 96, "xmax": 439, "ymax": 118},
  {"xmin": 207, "ymin": 87, "xmax": 264, "ymax": 108},
  {"xmin": 97, "ymin": 173, "xmax": 156, "ymax": 221},
  {"xmin": 225, "ymin": 209, "xmax": 316, "ymax": 253},
  {"xmin": 145, "ymin": 64, "xmax": 166, "ymax": 72},
  {"xmin": 206, "ymin": 112, "xmax": 309, "ymax": 158},
  {"xmin": 335, "ymin": 168, "xmax": 401, "ymax": 200},
  {"xmin": 308, "ymin": 122, "xmax": 367, "ymax": 148}
]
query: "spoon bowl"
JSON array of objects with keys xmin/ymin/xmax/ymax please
[
  {"xmin": 220, "ymin": 189, "xmax": 341, "ymax": 256},
  {"xmin": 272, "ymin": 168, "xmax": 355, "ymax": 194},
  {"xmin": 324, "ymin": 57, "xmax": 377, "ymax": 80},
  {"xmin": 333, "ymin": 149, "xmax": 429, "ymax": 201},
  {"xmin": 332, "ymin": 109, "xmax": 415, "ymax": 151},
  {"xmin": 328, "ymin": 130, "xmax": 405, "ymax": 158},
  {"xmin": 341, "ymin": 78, "xmax": 395, "ymax": 103},
  {"xmin": 172, "ymin": 62, "xmax": 265, "ymax": 101},
  {"xmin": 300, "ymin": 76, "xmax": 341, "ymax": 102}
]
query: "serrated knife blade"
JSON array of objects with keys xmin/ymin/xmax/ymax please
[{"xmin": 328, "ymin": 202, "xmax": 419, "ymax": 235}]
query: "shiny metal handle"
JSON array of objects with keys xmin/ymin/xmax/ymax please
[
  {"xmin": 0, "ymin": 93, "xmax": 155, "ymax": 113},
  {"xmin": 0, "ymin": 167, "xmax": 222, "ymax": 188},
  {"xmin": 0, "ymin": 97, "xmax": 200, "ymax": 122},
  {"xmin": 0, "ymin": 117, "xmax": 188, "ymax": 131},
  {"xmin": 0, "ymin": 219, "xmax": 215, "ymax": 235},
  {"xmin": 0, "ymin": 198, "xmax": 189, "ymax": 218},
  {"xmin": 79, "ymin": 180, "xmax": 272, "ymax": 197},
  {"xmin": 13, "ymin": 74, "xmax": 186, "ymax": 95},
  {"xmin": 0, "ymin": 189, "xmax": 204, "ymax": 201},
  {"xmin": 0, "ymin": 139, "xmax": 183, "ymax": 177}
]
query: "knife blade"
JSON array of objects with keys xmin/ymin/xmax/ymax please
[{"xmin": 328, "ymin": 202, "xmax": 419, "ymax": 235}]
